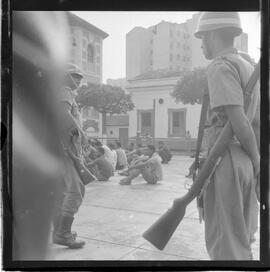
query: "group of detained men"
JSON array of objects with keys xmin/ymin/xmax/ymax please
[{"xmin": 82, "ymin": 139, "xmax": 173, "ymax": 185}]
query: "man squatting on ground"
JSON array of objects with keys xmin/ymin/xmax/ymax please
[
  {"xmin": 119, "ymin": 145, "xmax": 163, "ymax": 185},
  {"xmin": 85, "ymin": 146, "xmax": 114, "ymax": 181},
  {"xmin": 52, "ymin": 64, "xmax": 86, "ymax": 249},
  {"xmin": 194, "ymin": 12, "xmax": 260, "ymax": 260}
]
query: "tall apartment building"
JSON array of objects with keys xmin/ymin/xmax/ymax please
[
  {"xmin": 126, "ymin": 13, "xmax": 248, "ymax": 79},
  {"xmin": 67, "ymin": 12, "xmax": 109, "ymax": 137}
]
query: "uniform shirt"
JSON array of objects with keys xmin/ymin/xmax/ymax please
[
  {"xmin": 206, "ymin": 48, "xmax": 260, "ymax": 149},
  {"xmin": 146, "ymin": 153, "xmax": 163, "ymax": 181},
  {"xmin": 116, "ymin": 147, "xmax": 128, "ymax": 167},
  {"xmin": 58, "ymin": 87, "xmax": 82, "ymax": 158}
]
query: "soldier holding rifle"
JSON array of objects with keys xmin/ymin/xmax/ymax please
[
  {"xmin": 143, "ymin": 12, "xmax": 260, "ymax": 261},
  {"xmin": 193, "ymin": 12, "xmax": 260, "ymax": 260}
]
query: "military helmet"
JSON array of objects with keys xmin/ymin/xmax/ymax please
[
  {"xmin": 66, "ymin": 63, "xmax": 83, "ymax": 79},
  {"xmin": 194, "ymin": 12, "xmax": 242, "ymax": 39}
]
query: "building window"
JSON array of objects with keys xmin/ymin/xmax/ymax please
[
  {"xmin": 170, "ymin": 54, "xmax": 173, "ymax": 61},
  {"xmin": 138, "ymin": 110, "xmax": 153, "ymax": 136},
  {"xmin": 150, "ymin": 39, "xmax": 153, "ymax": 44},
  {"xmin": 169, "ymin": 65, "xmax": 173, "ymax": 71},
  {"xmin": 170, "ymin": 29, "xmax": 173, "ymax": 37},
  {"xmin": 177, "ymin": 42, "xmax": 180, "ymax": 48},
  {"xmin": 170, "ymin": 42, "xmax": 173, "ymax": 49},
  {"xmin": 87, "ymin": 44, "xmax": 95, "ymax": 63},
  {"xmin": 177, "ymin": 31, "xmax": 180, "ymax": 37},
  {"xmin": 177, "ymin": 54, "xmax": 180, "ymax": 60},
  {"xmin": 96, "ymin": 43, "xmax": 100, "ymax": 54},
  {"xmin": 168, "ymin": 109, "xmax": 186, "ymax": 137}
]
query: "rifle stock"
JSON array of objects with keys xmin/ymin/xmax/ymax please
[{"xmin": 142, "ymin": 61, "xmax": 260, "ymax": 250}]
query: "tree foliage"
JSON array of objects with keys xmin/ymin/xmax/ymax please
[
  {"xmin": 76, "ymin": 82, "xmax": 135, "ymax": 114},
  {"xmin": 171, "ymin": 67, "xmax": 207, "ymax": 105},
  {"xmin": 76, "ymin": 82, "xmax": 135, "ymax": 134}
]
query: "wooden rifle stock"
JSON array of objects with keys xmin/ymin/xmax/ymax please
[{"xmin": 142, "ymin": 61, "xmax": 260, "ymax": 250}]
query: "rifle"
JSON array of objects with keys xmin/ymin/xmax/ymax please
[{"xmin": 142, "ymin": 60, "xmax": 260, "ymax": 250}]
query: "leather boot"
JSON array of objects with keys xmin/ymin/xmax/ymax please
[
  {"xmin": 52, "ymin": 215, "xmax": 77, "ymax": 240},
  {"xmin": 53, "ymin": 216, "xmax": 85, "ymax": 249}
]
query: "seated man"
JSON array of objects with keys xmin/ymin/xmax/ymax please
[
  {"xmin": 119, "ymin": 145, "xmax": 163, "ymax": 185},
  {"xmin": 85, "ymin": 147, "xmax": 113, "ymax": 181},
  {"xmin": 108, "ymin": 143, "xmax": 117, "ymax": 171},
  {"xmin": 126, "ymin": 143, "xmax": 148, "ymax": 165},
  {"xmin": 94, "ymin": 140, "xmax": 115, "ymax": 170},
  {"xmin": 115, "ymin": 141, "xmax": 128, "ymax": 170},
  {"xmin": 127, "ymin": 142, "xmax": 135, "ymax": 152},
  {"xmin": 158, "ymin": 141, "xmax": 172, "ymax": 164}
]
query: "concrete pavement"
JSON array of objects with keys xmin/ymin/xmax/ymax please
[{"xmin": 48, "ymin": 155, "xmax": 260, "ymax": 261}]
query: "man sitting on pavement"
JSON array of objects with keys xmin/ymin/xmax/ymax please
[
  {"xmin": 115, "ymin": 141, "xmax": 128, "ymax": 170},
  {"xmin": 126, "ymin": 143, "xmax": 147, "ymax": 165},
  {"xmin": 85, "ymin": 147, "xmax": 114, "ymax": 181},
  {"xmin": 119, "ymin": 145, "xmax": 163, "ymax": 185},
  {"xmin": 108, "ymin": 143, "xmax": 117, "ymax": 171},
  {"xmin": 158, "ymin": 141, "xmax": 172, "ymax": 164},
  {"xmin": 94, "ymin": 140, "xmax": 115, "ymax": 171}
]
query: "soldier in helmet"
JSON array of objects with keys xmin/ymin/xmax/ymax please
[
  {"xmin": 52, "ymin": 63, "xmax": 87, "ymax": 249},
  {"xmin": 194, "ymin": 12, "xmax": 260, "ymax": 260}
]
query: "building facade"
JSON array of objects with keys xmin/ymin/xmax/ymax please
[
  {"xmin": 126, "ymin": 12, "xmax": 248, "ymax": 79},
  {"xmin": 67, "ymin": 12, "xmax": 109, "ymax": 138},
  {"xmin": 126, "ymin": 75, "xmax": 201, "ymax": 150}
]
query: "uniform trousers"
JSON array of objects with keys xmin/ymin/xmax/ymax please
[
  {"xmin": 54, "ymin": 156, "xmax": 85, "ymax": 218},
  {"xmin": 203, "ymin": 143, "xmax": 258, "ymax": 260}
]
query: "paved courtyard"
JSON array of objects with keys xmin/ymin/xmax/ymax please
[{"xmin": 48, "ymin": 155, "xmax": 260, "ymax": 261}]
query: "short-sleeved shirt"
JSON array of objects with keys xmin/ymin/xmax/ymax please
[
  {"xmin": 145, "ymin": 153, "xmax": 163, "ymax": 181},
  {"xmin": 116, "ymin": 148, "xmax": 128, "ymax": 167},
  {"xmin": 111, "ymin": 150, "xmax": 117, "ymax": 170},
  {"xmin": 102, "ymin": 145, "xmax": 115, "ymax": 167},
  {"xmin": 206, "ymin": 48, "xmax": 259, "ymax": 149}
]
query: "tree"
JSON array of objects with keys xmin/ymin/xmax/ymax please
[
  {"xmin": 171, "ymin": 67, "xmax": 207, "ymax": 105},
  {"xmin": 76, "ymin": 83, "xmax": 135, "ymax": 135}
]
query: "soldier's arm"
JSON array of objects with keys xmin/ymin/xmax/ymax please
[{"xmin": 224, "ymin": 105, "xmax": 260, "ymax": 176}]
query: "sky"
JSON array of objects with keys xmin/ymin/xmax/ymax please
[{"xmin": 73, "ymin": 11, "xmax": 261, "ymax": 83}]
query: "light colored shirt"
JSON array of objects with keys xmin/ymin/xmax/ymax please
[
  {"xmin": 102, "ymin": 145, "xmax": 115, "ymax": 168},
  {"xmin": 116, "ymin": 148, "xmax": 128, "ymax": 167},
  {"xmin": 146, "ymin": 153, "xmax": 163, "ymax": 181},
  {"xmin": 111, "ymin": 150, "xmax": 117, "ymax": 170},
  {"xmin": 206, "ymin": 48, "xmax": 260, "ymax": 149}
]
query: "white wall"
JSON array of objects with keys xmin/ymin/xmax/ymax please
[{"xmin": 128, "ymin": 78, "xmax": 201, "ymax": 139}]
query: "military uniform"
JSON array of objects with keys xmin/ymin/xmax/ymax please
[
  {"xmin": 52, "ymin": 86, "xmax": 86, "ymax": 248},
  {"xmin": 203, "ymin": 48, "xmax": 259, "ymax": 260}
]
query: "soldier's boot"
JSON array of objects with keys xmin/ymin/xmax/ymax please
[
  {"xmin": 53, "ymin": 216, "xmax": 85, "ymax": 249},
  {"xmin": 52, "ymin": 215, "xmax": 77, "ymax": 240}
]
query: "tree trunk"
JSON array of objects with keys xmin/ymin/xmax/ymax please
[{"xmin": 101, "ymin": 111, "xmax": 107, "ymax": 136}]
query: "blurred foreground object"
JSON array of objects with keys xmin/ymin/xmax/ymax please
[{"xmin": 12, "ymin": 11, "xmax": 70, "ymax": 260}]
